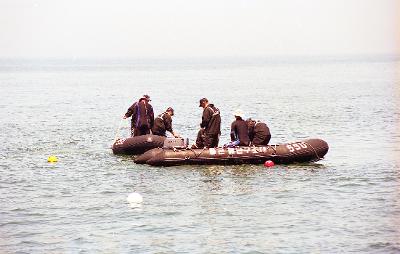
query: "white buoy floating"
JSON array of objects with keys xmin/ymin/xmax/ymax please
[{"xmin": 127, "ymin": 192, "xmax": 143, "ymax": 207}]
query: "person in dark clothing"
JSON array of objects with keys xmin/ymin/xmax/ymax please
[
  {"xmin": 193, "ymin": 98, "xmax": 221, "ymax": 148},
  {"xmin": 246, "ymin": 118, "xmax": 271, "ymax": 145},
  {"xmin": 229, "ymin": 109, "xmax": 250, "ymax": 146},
  {"xmin": 123, "ymin": 95, "xmax": 154, "ymax": 136},
  {"xmin": 152, "ymin": 107, "xmax": 180, "ymax": 137}
]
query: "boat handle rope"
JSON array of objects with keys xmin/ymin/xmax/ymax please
[
  {"xmin": 303, "ymin": 142, "xmax": 321, "ymax": 160},
  {"xmin": 190, "ymin": 147, "xmax": 207, "ymax": 158},
  {"xmin": 173, "ymin": 144, "xmax": 281, "ymax": 161},
  {"xmin": 267, "ymin": 145, "xmax": 277, "ymax": 155}
]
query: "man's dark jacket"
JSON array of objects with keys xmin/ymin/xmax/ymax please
[
  {"xmin": 152, "ymin": 112, "xmax": 173, "ymax": 136},
  {"xmin": 230, "ymin": 119, "xmax": 250, "ymax": 146},
  {"xmin": 249, "ymin": 122, "xmax": 271, "ymax": 145},
  {"xmin": 125, "ymin": 99, "xmax": 154, "ymax": 129},
  {"xmin": 200, "ymin": 104, "xmax": 221, "ymax": 136}
]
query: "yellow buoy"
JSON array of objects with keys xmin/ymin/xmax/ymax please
[{"xmin": 47, "ymin": 155, "xmax": 58, "ymax": 163}]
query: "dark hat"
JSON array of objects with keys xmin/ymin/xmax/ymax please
[
  {"xmin": 141, "ymin": 94, "xmax": 151, "ymax": 101},
  {"xmin": 166, "ymin": 107, "xmax": 174, "ymax": 115},
  {"xmin": 199, "ymin": 97, "xmax": 208, "ymax": 107}
]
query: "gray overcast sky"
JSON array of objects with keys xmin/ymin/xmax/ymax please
[{"xmin": 0, "ymin": 0, "xmax": 399, "ymax": 58}]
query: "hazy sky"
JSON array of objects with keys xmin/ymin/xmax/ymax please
[{"xmin": 1, "ymin": 0, "xmax": 399, "ymax": 58}]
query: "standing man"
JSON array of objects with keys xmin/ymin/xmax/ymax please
[
  {"xmin": 123, "ymin": 95, "xmax": 154, "ymax": 136},
  {"xmin": 246, "ymin": 118, "xmax": 271, "ymax": 145},
  {"xmin": 193, "ymin": 98, "xmax": 221, "ymax": 148},
  {"xmin": 152, "ymin": 107, "xmax": 180, "ymax": 137}
]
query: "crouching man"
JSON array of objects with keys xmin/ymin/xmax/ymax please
[
  {"xmin": 152, "ymin": 107, "xmax": 180, "ymax": 138},
  {"xmin": 246, "ymin": 118, "xmax": 271, "ymax": 145}
]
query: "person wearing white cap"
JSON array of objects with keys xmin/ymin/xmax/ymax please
[
  {"xmin": 228, "ymin": 109, "xmax": 250, "ymax": 146},
  {"xmin": 123, "ymin": 94, "xmax": 154, "ymax": 136}
]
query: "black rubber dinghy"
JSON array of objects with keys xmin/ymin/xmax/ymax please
[
  {"xmin": 112, "ymin": 134, "xmax": 166, "ymax": 155},
  {"xmin": 135, "ymin": 138, "xmax": 329, "ymax": 166}
]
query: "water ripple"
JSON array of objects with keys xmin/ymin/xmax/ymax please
[{"xmin": 1, "ymin": 58, "xmax": 400, "ymax": 253}]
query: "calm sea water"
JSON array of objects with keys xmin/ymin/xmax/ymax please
[{"xmin": 1, "ymin": 56, "xmax": 399, "ymax": 253}]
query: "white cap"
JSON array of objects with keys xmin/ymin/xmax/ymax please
[{"xmin": 233, "ymin": 109, "xmax": 244, "ymax": 118}]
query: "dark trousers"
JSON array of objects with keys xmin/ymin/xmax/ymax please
[
  {"xmin": 131, "ymin": 126, "xmax": 151, "ymax": 137},
  {"xmin": 152, "ymin": 131, "xmax": 166, "ymax": 137},
  {"xmin": 195, "ymin": 129, "xmax": 219, "ymax": 148},
  {"xmin": 252, "ymin": 134, "xmax": 271, "ymax": 145}
]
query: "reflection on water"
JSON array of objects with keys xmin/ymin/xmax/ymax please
[{"xmin": 201, "ymin": 165, "xmax": 224, "ymax": 177}]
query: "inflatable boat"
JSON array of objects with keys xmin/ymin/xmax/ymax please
[
  {"xmin": 112, "ymin": 134, "xmax": 166, "ymax": 155},
  {"xmin": 134, "ymin": 138, "xmax": 329, "ymax": 166}
]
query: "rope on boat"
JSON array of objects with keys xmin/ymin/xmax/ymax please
[
  {"xmin": 303, "ymin": 141, "xmax": 321, "ymax": 160},
  {"xmin": 113, "ymin": 118, "xmax": 125, "ymax": 143},
  {"xmin": 187, "ymin": 147, "xmax": 207, "ymax": 160}
]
